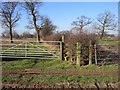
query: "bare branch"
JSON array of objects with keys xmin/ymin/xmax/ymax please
[
  {"xmin": 11, "ymin": 12, "xmax": 21, "ymax": 26},
  {"xmin": 72, "ymin": 16, "xmax": 92, "ymax": 32},
  {"xmin": 96, "ymin": 11, "xmax": 117, "ymax": 39}
]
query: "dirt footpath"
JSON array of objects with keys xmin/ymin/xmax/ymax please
[{"xmin": 2, "ymin": 69, "xmax": 118, "ymax": 75}]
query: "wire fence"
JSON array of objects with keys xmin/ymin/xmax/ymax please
[{"xmin": 95, "ymin": 44, "xmax": 118, "ymax": 65}]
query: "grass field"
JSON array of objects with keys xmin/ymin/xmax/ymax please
[
  {"xmin": 2, "ymin": 74, "xmax": 118, "ymax": 87},
  {"xmin": 2, "ymin": 59, "xmax": 118, "ymax": 70},
  {"xmin": 2, "ymin": 59, "xmax": 119, "ymax": 87},
  {"xmin": 1, "ymin": 37, "xmax": 119, "ymax": 88},
  {"xmin": 98, "ymin": 37, "xmax": 118, "ymax": 45}
]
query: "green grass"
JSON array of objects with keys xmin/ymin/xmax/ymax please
[
  {"xmin": 98, "ymin": 40, "xmax": 118, "ymax": 45},
  {"xmin": 98, "ymin": 64, "xmax": 118, "ymax": 70},
  {"xmin": 2, "ymin": 59, "xmax": 118, "ymax": 71},
  {"xmin": 32, "ymin": 60, "xmax": 76, "ymax": 70},
  {"xmin": 98, "ymin": 37, "xmax": 118, "ymax": 45},
  {"xmin": 2, "ymin": 75, "xmax": 20, "ymax": 83},
  {"xmin": 2, "ymin": 74, "xmax": 119, "ymax": 85},
  {"xmin": 30, "ymin": 75, "xmax": 118, "ymax": 84},
  {"xmin": 2, "ymin": 59, "xmax": 37, "ymax": 70},
  {"xmin": 2, "ymin": 59, "xmax": 119, "ymax": 86}
]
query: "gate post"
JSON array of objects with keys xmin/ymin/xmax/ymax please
[
  {"xmin": 60, "ymin": 35, "xmax": 65, "ymax": 60},
  {"xmin": 76, "ymin": 42, "xmax": 81, "ymax": 66},
  {"xmin": 89, "ymin": 40, "xmax": 92, "ymax": 65}
]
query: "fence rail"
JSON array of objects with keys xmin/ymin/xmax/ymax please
[
  {"xmin": 0, "ymin": 40, "xmax": 61, "ymax": 60},
  {"xmin": 1, "ymin": 38, "xmax": 119, "ymax": 65}
]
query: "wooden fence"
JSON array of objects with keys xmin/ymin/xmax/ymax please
[
  {"xmin": 1, "ymin": 37, "xmax": 118, "ymax": 65},
  {"xmin": 61, "ymin": 35, "xmax": 119, "ymax": 66}
]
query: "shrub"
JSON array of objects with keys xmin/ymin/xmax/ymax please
[{"xmin": 44, "ymin": 30, "xmax": 98, "ymax": 64}]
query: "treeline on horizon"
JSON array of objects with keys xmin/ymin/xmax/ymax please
[{"xmin": 0, "ymin": 1, "xmax": 118, "ymax": 42}]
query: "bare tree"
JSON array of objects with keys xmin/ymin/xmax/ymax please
[
  {"xmin": 95, "ymin": 11, "xmax": 117, "ymax": 39},
  {"xmin": 22, "ymin": 0, "xmax": 42, "ymax": 42},
  {"xmin": 0, "ymin": 2, "xmax": 20, "ymax": 43},
  {"xmin": 22, "ymin": 31, "xmax": 33, "ymax": 38},
  {"xmin": 1, "ymin": 30, "xmax": 9, "ymax": 38},
  {"xmin": 71, "ymin": 16, "xmax": 92, "ymax": 32},
  {"xmin": 41, "ymin": 17, "xmax": 56, "ymax": 38}
]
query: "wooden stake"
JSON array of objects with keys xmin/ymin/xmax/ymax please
[
  {"xmin": 89, "ymin": 40, "xmax": 92, "ymax": 65},
  {"xmin": 76, "ymin": 42, "xmax": 81, "ymax": 66}
]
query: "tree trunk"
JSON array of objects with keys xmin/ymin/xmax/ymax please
[
  {"xmin": 10, "ymin": 27, "xmax": 13, "ymax": 43},
  {"xmin": 37, "ymin": 30, "xmax": 40, "ymax": 42},
  {"xmin": 100, "ymin": 22, "xmax": 105, "ymax": 40},
  {"xmin": 100, "ymin": 29, "xmax": 104, "ymax": 40},
  {"xmin": 80, "ymin": 26, "xmax": 83, "ymax": 32}
]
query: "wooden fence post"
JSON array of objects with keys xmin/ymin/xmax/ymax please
[
  {"xmin": 60, "ymin": 35, "xmax": 65, "ymax": 60},
  {"xmin": 62, "ymin": 35, "xmax": 65, "ymax": 43},
  {"xmin": 89, "ymin": 40, "xmax": 92, "ymax": 65},
  {"xmin": 76, "ymin": 42, "xmax": 81, "ymax": 66},
  {"xmin": 64, "ymin": 44, "xmax": 68, "ymax": 61}
]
